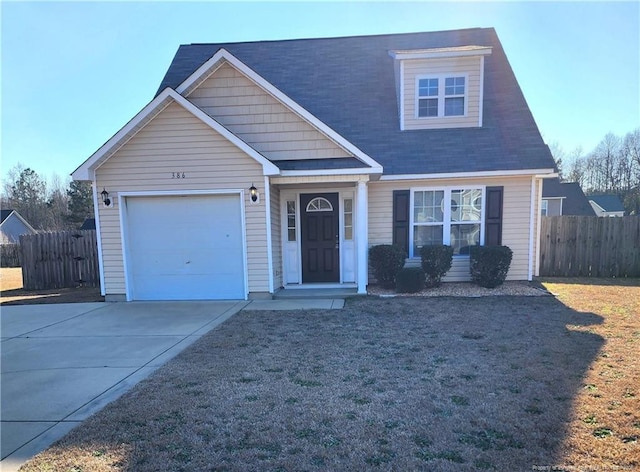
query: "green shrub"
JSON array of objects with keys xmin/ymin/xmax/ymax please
[
  {"xmin": 395, "ymin": 267, "xmax": 426, "ymax": 293},
  {"xmin": 469, "ymin": 246, "xmax": 513, "ymax": 288},
  {"xmin": 369, "ymin": 244, "xmax": 406, "ymax": 289},
  {"xmin": 420, "ymin": 245, "xmax": 454, "ymax": 287}
]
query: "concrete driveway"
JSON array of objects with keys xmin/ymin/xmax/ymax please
[{"xmin": 0, "ymin": 300, "xmax": 248, "ymax": 471}]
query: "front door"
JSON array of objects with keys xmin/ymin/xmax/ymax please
[{"xmin": 300, "ymin": 193, "xmax": 339, "ymax": 283}]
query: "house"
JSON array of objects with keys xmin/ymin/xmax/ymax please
[
  {"xmin": 0, "ymin": 209, "xmax": 37, "ymax": 244},
  {"xmin": 79, "ymin": 218, "xmax": 96, "ymax": 230},
  {"xmin": 588, "ymin": 195, "xmax": 625, "ymax": 217},
  {"xmin": 541, "ymin": 178, "xmax": 595, "ymax": 216},
  {"xmin": 72, "ymin": 28, "xmax": 556, "ymax": 301}
]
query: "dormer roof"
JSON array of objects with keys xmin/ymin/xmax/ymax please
[{"xmin": 389, "ymin": 45, "xmax": 492, "ymax": 60}]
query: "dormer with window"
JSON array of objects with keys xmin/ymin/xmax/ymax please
[{"xmin": 390, "ymin": 46, "xmax": 492, "ymax": 130}]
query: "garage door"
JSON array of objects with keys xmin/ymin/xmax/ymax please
[{"xmin": 125, "ymin": 194, "xmax": 245, "ymax": 300}]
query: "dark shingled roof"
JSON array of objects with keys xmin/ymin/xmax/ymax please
[
  {"xmin": 0, "ymin": 209, "xmax": 14, "ymax": 224},
  {"xmin": 588, "ymin": 195, "xmax": 625, "ymax": 213},
  {"xmin": 80, "ymin": 218, "xmax": 96, "ymax": 230},
  {"xmin": 275, "ymin": 158, "xmax": 370, "ymax": 171},
  {"xmin": 543, "ymin": 179, "xmax": 596, "ymax": 216},
  {"xmin": 157, "ymin": 28, "xmax": 555, "ymax": 176}
]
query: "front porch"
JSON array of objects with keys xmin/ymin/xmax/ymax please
[{"xmin": 270, "ymin": 175, "xmax": 371, "ymax": 295}]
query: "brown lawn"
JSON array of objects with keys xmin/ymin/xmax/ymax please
[
  {"xmin": 0, "ymin": 267, "xmax": 103, "ymax": 305},
  {"xmin": 18, "ymin": 279, "xmax": 640, "ymax": 471},
  {"xmin": 540, "ymin": 278, "xmax": 640, "ymax": 470}
]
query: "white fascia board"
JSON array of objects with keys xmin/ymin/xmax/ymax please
[
  {"xmin": 589, "ymin": 200, "xmax": 606, "ymax": 213},
  {"xmin": 379, "ymin": 168, "xmax": 556, "ymax": 181},
  {"xmin": 175, "ymin": 48, "xmax": 229, "ymax": 95},
  {"xmin": 176, "ymin": 48, "xmax": 383, "ymax": 172},
  {"xmin": 71, "ymin": 88, "xmax": 175, "ymax": 181},
  {"xmin": 280, "ymin": 167, "xmax": 383, "ymax": 177},
  {"xmin": 71, "ymin": 88, "xmax": 279, "ymax": 180},
  {"xmin": 389, "ymin": 46, "xmax": 492, "ymax": 60}
]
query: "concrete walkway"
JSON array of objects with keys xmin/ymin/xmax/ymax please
[{"xmin": 0, "ymin": 298, "xmax": 344, "ymax": 471}]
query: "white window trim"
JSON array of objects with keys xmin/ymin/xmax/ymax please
[
  {"xmin": 409, "ymin": 186, "xmax": 486, "ymax": 258},
  {"xmin": 415, "ymin": 73, "xmax": 469, "ymax": 119},
  {"xmin": 541, "ymin": 199, "xmax": 549, "ymax": 216}
]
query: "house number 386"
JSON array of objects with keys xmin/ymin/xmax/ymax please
[{"xmin": 171, "ymin": 172, "xmax": 186, "ymax": 179}]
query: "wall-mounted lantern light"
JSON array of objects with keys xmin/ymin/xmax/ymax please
[
  {"xmin": 101, "ymin": 188, "xmax": 111, "ymax": 207},
  {"xmin": 249, "ymin": 184, "xmax": 259, "ymax": 203}
]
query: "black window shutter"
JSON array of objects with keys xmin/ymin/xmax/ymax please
[
  {"xmin": 485, "ymin": 186, "xmax": 504, "ymax": 246},
  {"xmin": 392, "ymin": 190, "xmax": 410, "ymax": 255}
]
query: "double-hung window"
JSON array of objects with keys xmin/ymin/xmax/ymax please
[
  {"xmin": 417, "ymin": 75, "xmax": 466, "ymax": 118},
  {"xmin": 411, "ymin": 188, "xmax": 483, "ymax": 257}
]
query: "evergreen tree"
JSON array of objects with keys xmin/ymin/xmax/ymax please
[
  {"xmin": 67, "ymin": 180, "xmax": 94, "ymax": 227},
  {"xmin": 7, "ymin": 167, "xmax": 48, "ymax": 229}
]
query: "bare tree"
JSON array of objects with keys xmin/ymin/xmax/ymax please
[
  {"xmin": 565, "ymin": 146, "xmax": 586, "ymax": 186},
  {"xmin": 548, "ymin": 141, "xmax": 566, "ymax": 180},
  {"xmin": 590, "ymin": 133, "xmax": 623, "ymax": 193},
  {"xmin": 45, "ymin": 173, "xmax": 72, "ymax": 230}
]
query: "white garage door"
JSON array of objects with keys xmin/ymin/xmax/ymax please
[{"xmin": 125, "ymin": 194, "xmax": 245, "ymax": 300}]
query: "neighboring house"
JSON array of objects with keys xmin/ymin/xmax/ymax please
[
  {"xmin": 588, "ymin": 195, "xmax": 625, "ymax": 217},
  {"xmin": 79, "ymin": 218, "xmax": 96, "ymax": 230},
  {"xmin": 72, "ymin": 28, "xmax": 556, "ymax": 301},
  {"xmin": 541, "ymin": 179, "xmax": 596, "ymax": 216},
  {"xmin": 0, "ymin": 209, "xmax": 37, "ymax": 244}
]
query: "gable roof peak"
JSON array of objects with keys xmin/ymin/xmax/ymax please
[{"xmin": 72, "ymin": 88, "xmax": 280, "ymax": 180}]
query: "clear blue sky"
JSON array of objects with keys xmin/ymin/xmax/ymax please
[{"xmin": 2, "ymin": 1, "xmax": 639, "ymax": 183}]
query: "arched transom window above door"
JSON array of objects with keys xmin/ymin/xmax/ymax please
[{"xmin": 305, "ymin": 197, "xmax": 334, "ymax": 212}]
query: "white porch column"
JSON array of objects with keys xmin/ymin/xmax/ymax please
[{"xmin": 356, "ymin": 180, "xmax": 368, "ymax": 294}]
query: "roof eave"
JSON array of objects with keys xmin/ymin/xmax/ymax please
[
  {"xmin": 379, "ymin": 169, "xmax": 557, "ymax": 181},
  {"xmin": 279, "ymin": 167, "xmax": 383, "ymax": 177},
  {"xmin": 389, "ymin": 46, "xmax": 493, "ymax": 60},
  {"xmin": 72, "ymin": 88, "xmax": 280, "ymax": 181}
]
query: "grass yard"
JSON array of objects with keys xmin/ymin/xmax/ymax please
[
  {"xmin": 0, "ymin": 267, "xmax": 23, "ymax": 291},
  {"xmin": 0, "ymin": 267, "xmax": 103, "ymax": 305},
  {"xmin": 19, "ymin": 280, "xmax": 639, "ymax": 471},
  {"xmin": 539, "ymin": 278, "xmax": 640, "ymax": 470}
]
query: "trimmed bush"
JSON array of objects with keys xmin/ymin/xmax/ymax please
[
  {"xmin": 420, "ymin": 245, "xmax": 454, "ymax": 287},
  {"xmin": 369, "ymin": 244, "xmax": 406, "ymax": 289},
  {"xmin": 469, "ymin": 245, "xmax": 513, "ymax": 288},
  {"xmin": 395, "ymin": 267, "xmax": 426, "ymax": 293}
]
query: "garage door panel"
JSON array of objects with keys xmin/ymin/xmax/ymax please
[
  {"xmin": 133, "ymin": 274, "xmax": 242, "ymax": 300},
  {"xmin": 125, "ymin": 195, "xmax": 245, "ymax": 300}
]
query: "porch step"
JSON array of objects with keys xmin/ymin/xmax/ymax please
[{"xmin": 273, "ymin": 288, "xmax": 359, "ymax": 300}]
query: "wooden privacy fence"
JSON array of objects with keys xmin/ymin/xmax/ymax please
[
  {"xmin": 1, "ymin": 243, "xmax": 21, "ymax": 267},
  {"xmin": 20, "ymin": 230, "xmax": 100, "ymax": 290},
  {"xmin": 539, "ymin": 216, "xmax": 640, "ymax": 277}
]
